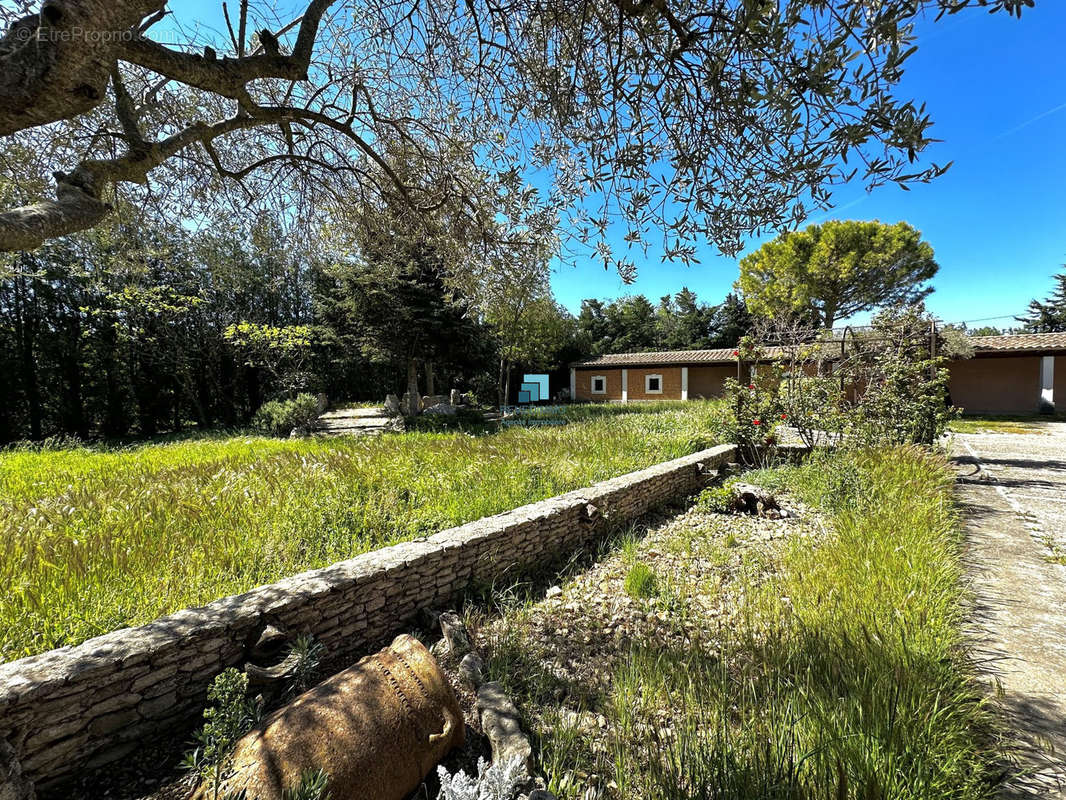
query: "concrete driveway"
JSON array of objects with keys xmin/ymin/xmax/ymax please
[{"xmin": 954, "ymin": 423, "xmax": 1066, "ymax": 798}]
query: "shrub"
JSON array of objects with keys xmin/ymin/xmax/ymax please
[
  {"xmin": 846, "ymin": 334, "xmax": 957, "ymax": 446},
  {"xmin": 696, "ymin": 485, "xmax": 735, "ymax": 514},
  {"xmin": 286, "ymin": 634, "xmax": 325, "ymax": 697},
  {"xmin": 437, "ymin": 756, "xmax": 527, "ymax": 800},
  {"xmin": 283, "ymin": 769, "xmax": 331, "ymax": 800},
  {"xmin": 624, "ymin": 562, "xmax": 659, "ymax": 599},
  {"xmin": 184, "ymin": 668, "xmax": 263, "ymax": 791},
  {"xmin": 253, "ymin": 394, "xmax": 321, "ymax": 437},
  {"xmin": 712, "ymin": 375, "xmax": 784, "ymax": 466},
  {"xmin": 410, "ymin": 406, "xmax": 493, "ymax": 433},
  {"xmin": 728, "ymin": 304, "xmax": 960, "ymax": 453}
]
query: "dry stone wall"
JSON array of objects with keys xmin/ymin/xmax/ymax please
[{"xmin": 0, "ymin": 444, "xmax": 736, "ymax": 793}]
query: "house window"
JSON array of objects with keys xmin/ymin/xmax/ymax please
[
  {"xmin": 591, "ymin": 375, "xmax": 607, "ymax": 394},
  {"xmin": 645, "ymin": 374, "xmax": 663, "ymax": 394}
]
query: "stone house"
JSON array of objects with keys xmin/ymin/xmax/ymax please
[{"xmin": 569, "ymin": 332, "xmax": 1066, "ymax": 415}]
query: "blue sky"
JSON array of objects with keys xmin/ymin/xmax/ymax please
[
  {"xmin": 179, "ymin": 1, "xmax": 1065, "ymax": 327},
  {"xmin": 551, "ymin": 4, "xmax": 1066, "ymax": 327}
]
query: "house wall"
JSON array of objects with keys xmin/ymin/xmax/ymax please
[
  {"xmin": 574, "ymin": 368, "xmax": 624, "ymax": 401},
  {"xmin": 1056, "ymin": 357, "xmax": 1066, "ymax": 412},
  {"xmin": 948, "ymin": 356, "xmax": 1042, "ymax": 414},
  {"xmin": 627, "ymin": 367, "xmax": 683, "ymax": 400},
  {"xmin": 687, "ymin": 365, "xmax": 736, "ymax": 399},
  {"xmin": 573, "ymin": 367, "xmax": 684, "ymax": 401},
  {"xmin": 574, "ymin": 350, "xmax": 1064, "ymax": 412}
]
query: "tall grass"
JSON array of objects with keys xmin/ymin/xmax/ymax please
[
  {"xmin": 0, "ymin": 401, "xmax": 721, "ymax": 662},
  {"xmin": 481, "ymin": 447, "xmax": 997, "ymax": 798},
  {"xmin": 605, "ymin": 447, "xmax": 998, "ymax": 799}
]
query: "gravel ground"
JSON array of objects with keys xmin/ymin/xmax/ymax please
[
  {"xmin": 954, "ymin": 424, "xmax": 1066, "ymax": 559},
  {"xmin": 465, "ymin": 492, "xmax": 825, "ymax": 797},
  {"xmin": 954, "ymin": 424, "xmax": 1066, "ymax": 798}
]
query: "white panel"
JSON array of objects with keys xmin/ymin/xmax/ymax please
[
  {"xmin": 681, "ymin": 367, "xmax": 689, "ymax": 401},
  {"xmin": 1041, "ymin": 356, "xmax": 1055, "ymax": 409},
  {"xmin": 622, "ymin": 369, "xmax": 628, "ymax": 403},
  {"xmin": 569, "ymin": 368, "xmax": 576, "ymax": 400}
]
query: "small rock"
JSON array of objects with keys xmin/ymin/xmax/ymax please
[
  {"xmin": 384, "ymin": 394, "xmax": 401, "ymax": 416},
  {"xmin": 249, "ymin": 624, "xmax": 289, "ymax": 662},
  {"xmin": 729, "ymin": 482, "xmax": 781, "ymax": 516},
  {"xmin": 477, "ymin": 682, "xmax": 534, "ymax": 775},
  {"xmin": 423, "ymin": 402, "xmax": 457, "ymax": 416},
  {"xmin": 458, "ymin": 652, "xmax": 484, "ymax": 687},
  {"xmin": 545, "ymin": 585, "xmax": 562, "ymax": 598},
  {"xmin": 439, "ymin": 611, "xmax": 471, "ymax": 657}
]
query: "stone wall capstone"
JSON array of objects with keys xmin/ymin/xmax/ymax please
[{"xmin": 0, "ymin": 444, "xmax": 736, "ymax": 793}]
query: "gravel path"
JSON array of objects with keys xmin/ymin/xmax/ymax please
[
  {"xmin": 468, "ymin": 495, "xmax": 821, "ymax": 797},
  {"xmin": 954, "ymin": 424, "xmax": 1066, "ymax": 798}
]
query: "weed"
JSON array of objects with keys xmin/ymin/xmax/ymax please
[
  {"xmin": 183, "ymin": 669, "xmax": 263, "ymax": 798},
  {"xmin": 286, "ymin": 635, "xmax": 325, "ymax": 696},
  {"xmin": 949, "ymin": 414, "xmax": 1063, "ymax": 435},
  {"xmin": 253, "ymin": 395, "xmax": 321, "ymax": 437},
  {"xmin": 624, "ymin": 562, "xmax": 659, "ymax": 599},
  {"xmin": 436, "ymin": 756, "xmax": 527, "ymax": 800},
  {"xmin": 283, "ymin": 769, "xmax": 331, "ymax": 800},
  {"xmin": 696, "ymin": 484, "xmax": 735, "ymax": 514}
]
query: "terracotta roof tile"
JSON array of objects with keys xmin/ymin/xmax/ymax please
[
  {"xmin": 970, "ymin": 332, "xmax": 1066, "ymax": 353},
  {"xmin": 570, "ymin": 332, "xmax": 1066, "ymax": 368},
  {"xmin": 571, "ymin": 349, "xmax": 739, "ymax": 367}
]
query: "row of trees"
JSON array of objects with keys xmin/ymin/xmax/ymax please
[
  {"xmin": 8, "ymin": 201, "xmax": 1058, "ymax": 443},
  {"xmin": 576, "ymin": 292, "xmax": 752, "ymax": 356},
  {"xmin": 0, "ymin": 212, "xmax": 317, "ymax": 442},
  {"xmin": 0, "ymin": 205, "xmax": 761, "ymax": 442}
]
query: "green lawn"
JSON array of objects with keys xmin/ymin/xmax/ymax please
[{"xmin": 0, "ymin": 401, "xmax": 722, "ymax": 662}]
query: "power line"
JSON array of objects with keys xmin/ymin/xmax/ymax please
[{"xmin": 934, "ymin": 312, "xmax": 1028, "ymax": 326}]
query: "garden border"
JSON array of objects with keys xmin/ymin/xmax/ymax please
[{"xmin": 0, "ymin": 443, "xmax": 736, "ymax": 793}]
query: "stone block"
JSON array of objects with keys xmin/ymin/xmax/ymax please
[
  {"xmin": 138, "ymin": 691, "xmax": 179, "ymax": 720},
  {"xmin": 477, "ymin": 682, "xmax": 533, "ymax": 774},
  {"xmin": 24, "ymin": 719, "xmax": 83, "ymax": 750},
  {"xmin": 88, "ymin": 709, "xmax": 140, "ymax": 737},
  {"xmin": 85, "ymin": 692, "xmax": 142, "ymax": 720}
]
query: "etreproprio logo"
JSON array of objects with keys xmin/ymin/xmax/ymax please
[{"xmin": 501, "ymin": 374, "xmax": 569, "ymax": 426}]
